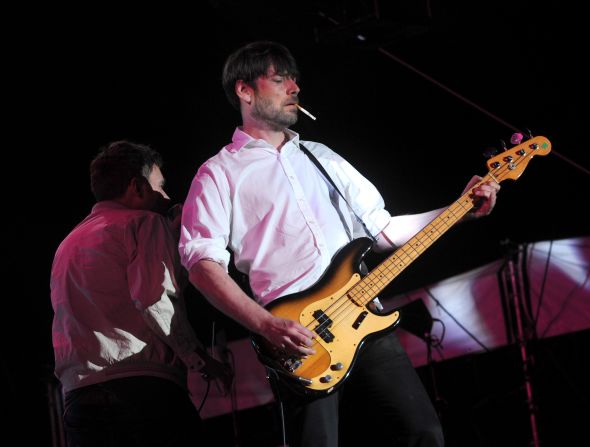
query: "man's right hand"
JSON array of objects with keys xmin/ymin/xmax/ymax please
[{"xmin": 261, "ymin": 315, "xmax": 316, "ymax": 357}]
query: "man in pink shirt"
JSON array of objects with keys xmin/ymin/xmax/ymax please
[{"xmin": 51, "ymin": 141, "xmax": 229, "ymax": 446}]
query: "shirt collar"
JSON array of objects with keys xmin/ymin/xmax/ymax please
[
  {"xmin": 91, "ymin": 200, "xmax": 128, "ymax": 213},
  {"xmin": 226, "ymin": 127, "xmax": 301, "ymax": 153}
]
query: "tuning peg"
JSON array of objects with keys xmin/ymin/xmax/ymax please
[
  {"xmin": 510, "ymin": 132, "xmax": 523, "ymax": 145},
  {"xmin": 483, "ymin": 146, "xmax": 498, "ymax": 159},
  {"xmin": 524, "ymin": 128, "xmax": 534, "ymax": 139},
  {"xmin": 499, "ymin": 139, "xmax": 507, "ymax": 151}
]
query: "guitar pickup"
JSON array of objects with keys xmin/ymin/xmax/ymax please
[
  {"xmin": 352, "ymin": 311, "xmax": 368, "ymax": 329},
  {"xmin": 313, "ymin": 310, "xmax": 335, "ymax": 343}
]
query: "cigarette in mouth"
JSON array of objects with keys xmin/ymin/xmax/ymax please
[{"xmin": 296, "ymin": 104, "xmax": 317, "ymax": 121}]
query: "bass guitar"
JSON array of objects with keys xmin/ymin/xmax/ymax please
[{"xmin": 252, "ymin": 135, "xmax": 551, "ymax": 396}]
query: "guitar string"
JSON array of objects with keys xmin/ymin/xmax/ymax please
[{"xmin": 303, "ymin": 141, "xmax": 543, "ymax": 349}]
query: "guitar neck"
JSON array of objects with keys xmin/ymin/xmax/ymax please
[{"xmin": 350, "ymin": 174, "xmax": 494, "ymax": 305}]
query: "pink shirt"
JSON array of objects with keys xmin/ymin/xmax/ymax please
[{"xmin": 51, "ymin": 201, "xmax": 204, "ymax": 392}]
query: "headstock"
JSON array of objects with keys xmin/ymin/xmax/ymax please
[{"xmin": 486, "ymin": 136, "xmax": 551, "ymax": 182}]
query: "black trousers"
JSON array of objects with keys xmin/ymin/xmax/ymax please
[
  {"xmin": 273, "ymin": 332, "xmax": 444, "ymax": 447},
  {"xmin": 63, "ymin": 376, "xmax": 204, "ymax": 447}
]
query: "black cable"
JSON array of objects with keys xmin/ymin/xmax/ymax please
[
  {"xmin": 424, "ymin": 319, "xmax": 445, "ymax": 361},
  {"xmin": 425, "ymin": 288, "xmax": 490, "ymax": 352},
  {"xmin": 431, "ymin": 318, "xmax": 446, "ymax": 347},
  {"xmin": 434, "ymin": 345, "xmax": 445, "ymax": 360},
  {"xmin": 197, "ymin": 380, "xmax": 211, "ymax": 413},
  {"xmin": 267, "ymin": 368, "xmax": 288, "ymax": 447},
  {"xmin": 277, "ymin": 397, "xmax": 287, "ymax": 446},
  {"xmin": 196, "ymin": 321, "xmax": 219, "ymax": 413},
  {"xmin": 212, "ymin": 322, "xmax": 240, "ymax": 445},
  {"xmin": 425, "ymin": 319, "xmax": 447, "ymax": 420},
  {"xmin": 225, "ymin": 349, "xmax": 240, "ymax": 447},
  {"xmin": 203, "ymin": 321, "xmax": 240, "ymax": 445}
]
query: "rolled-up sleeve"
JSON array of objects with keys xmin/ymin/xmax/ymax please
[{"xmin": 179, "ymin": 162, "xmax": 232, "ymax": 272}]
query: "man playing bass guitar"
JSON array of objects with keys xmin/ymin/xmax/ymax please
[{"xmin": 179, "ymin": 41, "xmax": 500, "ymax": 447}]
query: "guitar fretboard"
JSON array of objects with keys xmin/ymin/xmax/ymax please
[{"xmin": 348, "ymin": 174, "xmax": 493, "ymax": 305}]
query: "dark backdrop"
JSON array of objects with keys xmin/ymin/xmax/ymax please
[{"xmin": 10, "ymin": 1, "xmax": 588, "ymax": 445}]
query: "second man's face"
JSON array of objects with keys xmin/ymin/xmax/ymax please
[{"xmin": 144, "ymin": 164, "xmax": 171, "ymax": 214}]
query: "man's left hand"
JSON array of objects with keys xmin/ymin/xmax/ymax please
[{"xmin": 462, "ymin": 175, "xmax": 500, "ymax": 218}]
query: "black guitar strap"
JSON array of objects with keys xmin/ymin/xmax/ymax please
[
  {"xmin": 300, "ymin": 143, "xmax": 383, "ymax": 311},
  {"xmin": 299, "ymin": 143, "xmax": 377, "ymax": 244}
]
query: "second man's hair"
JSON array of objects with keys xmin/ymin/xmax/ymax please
[{"xmin": 90, "ymin": 140, "xmax": 163, "ymax": 201}]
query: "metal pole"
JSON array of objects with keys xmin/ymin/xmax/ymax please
[
  {"xmin": 506, "ymin": 247, "xmax": 540, "ymax": 447},
  {"xmin": 425, "ymin": 331, "xmax": 444, "ymax": 421}
]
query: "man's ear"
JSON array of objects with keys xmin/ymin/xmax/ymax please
[
  {"xmin": 129, "ymin": 176, "xmax": 148, "ymax": 198},
  {"xmin": 235, "ymin": 80, "xmax": 252, "ymax": 104}
]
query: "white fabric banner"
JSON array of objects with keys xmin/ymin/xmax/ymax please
[{"xmin": 386, "ymin": 236, "xmax": 590, "ymax": 367}]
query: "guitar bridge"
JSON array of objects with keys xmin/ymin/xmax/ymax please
[{"xmin": 283, "ymin": 357, "xmax": 303, "ymax": 373}]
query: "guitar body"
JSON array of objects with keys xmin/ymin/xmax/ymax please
[{"xmin": 252, "ymin": 237, "xmax": 401, "ymax": 396}]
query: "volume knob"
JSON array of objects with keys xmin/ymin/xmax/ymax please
[
  {"xmin": 320, "ymin": 375, "xmax": 333, "ymax": 383},
  {"xmin": 331, "ymin": 362, "xmax": 344, "ymax": 371}
]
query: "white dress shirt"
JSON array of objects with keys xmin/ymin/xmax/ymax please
[{"xmin": 179, "ymin": 128, "xmax": 392, "ymax": 306}]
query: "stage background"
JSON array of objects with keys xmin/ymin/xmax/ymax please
[{"xmin": 9, "ymin": 1, "xmax": 589, "ymax": 445}]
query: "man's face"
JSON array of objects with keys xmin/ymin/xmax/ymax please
[
  {"xmin": 142, "ymin": 164, "xmax": 171, "ymax": 214},
  {"xmin": 251, "ymin": 66, "xmax": 300, "ymax": 130}
]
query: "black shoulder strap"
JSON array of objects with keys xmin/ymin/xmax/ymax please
[{"xmin": 300, "ymin": 143, "xmax": 376, "ymax": 243}]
